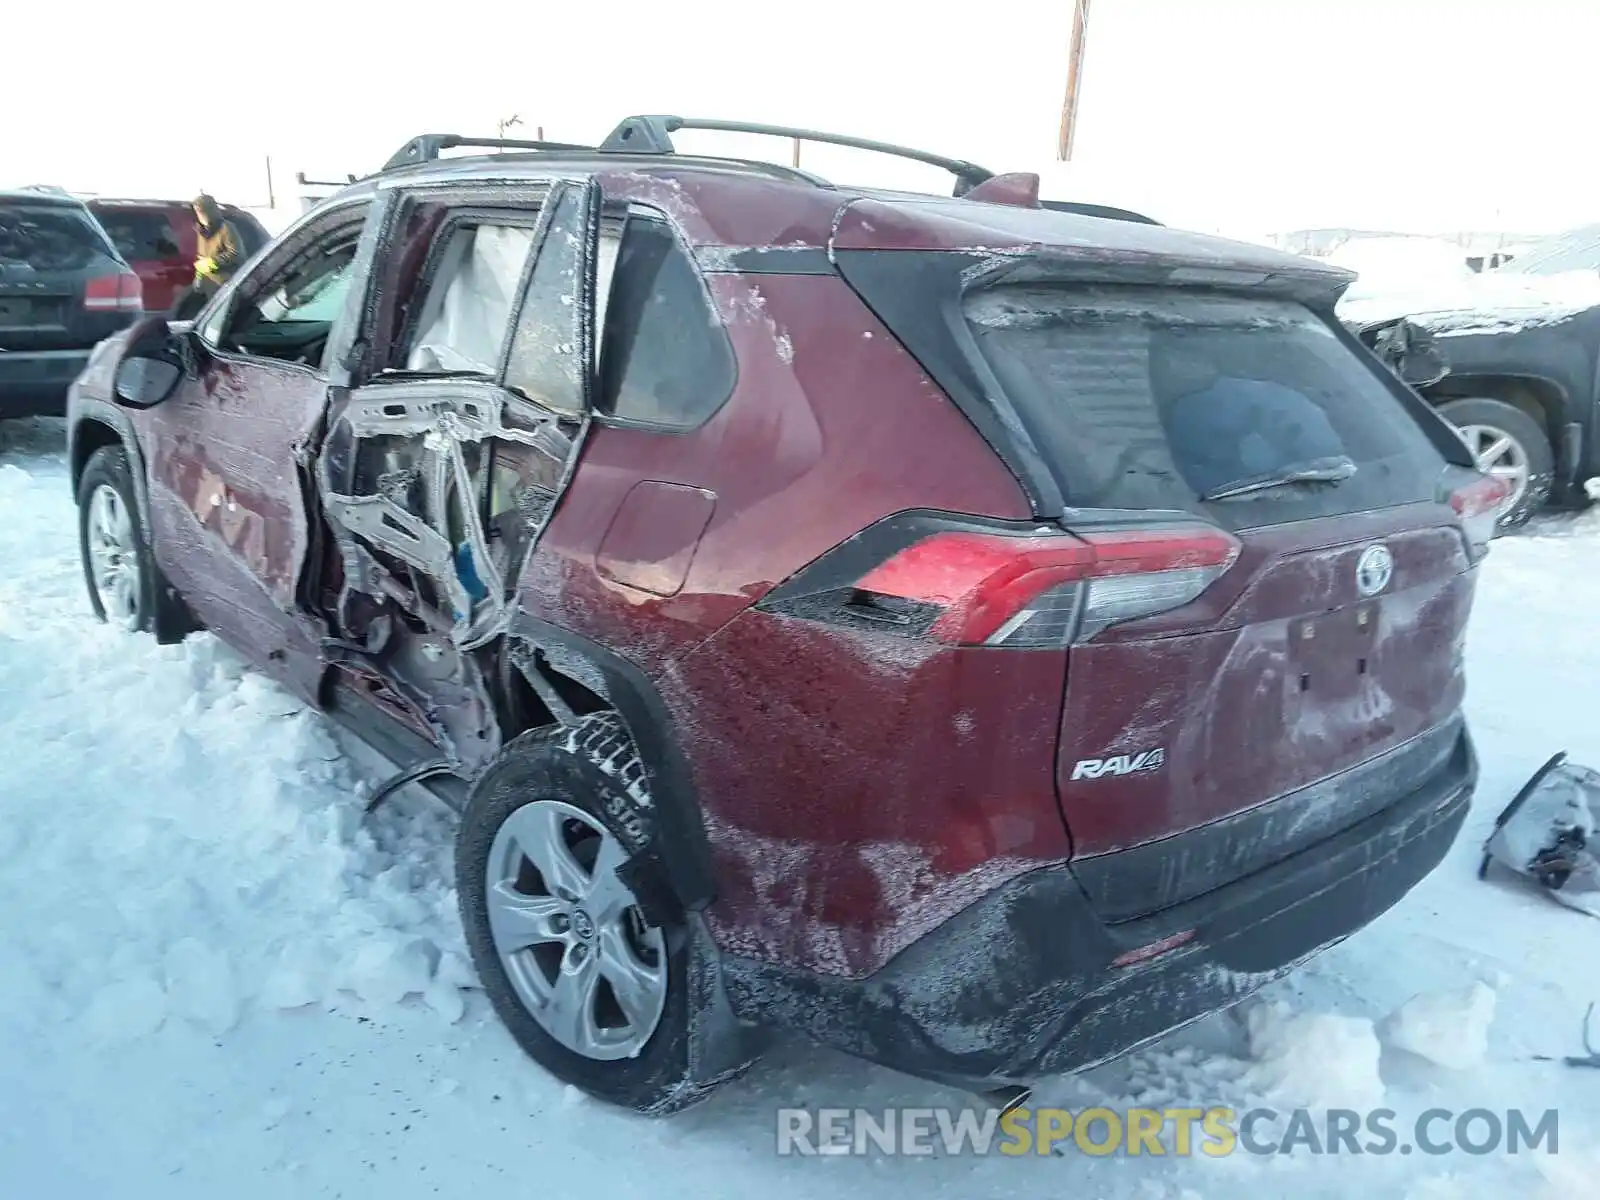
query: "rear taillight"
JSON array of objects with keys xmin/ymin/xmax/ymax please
[
  {"xmin": 761, "ymin": 517, "xmax": 1240, "ymax": 648},
  {"xmin": 84, "ymin": 272, "xmax": 143, "ymax": 312},
  {"xmin": 1448, "ymin": 474, "xmax": 1512, "ymax": 562}
]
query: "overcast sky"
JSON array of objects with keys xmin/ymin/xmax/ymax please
[{"xmin": 7, "ymin": 0, "xmax": 1595, "ymax": 238}]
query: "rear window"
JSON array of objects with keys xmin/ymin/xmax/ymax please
[
  {"xmin": 94, "ymin": 209, "xmax": 182, "ymax": 261},
  {"xmin": 964, "ymin": 286, "xmax": 1447, "ymax": 526},
  {"xmin": 0, "ymin": 202, "xmax": 115, "ymax": 271}
]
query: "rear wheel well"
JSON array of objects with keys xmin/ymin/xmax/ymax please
[
  {"xmin": 495, "ymin": 639, "xmax": 612, "ymax": 739},
  {"xmin": 71, "ymin": 419, "xmax": 126, "ymax": 493},
  {"xmin": 1425, "ymin": 375, "xmax": 1565, "ymax": 444}
]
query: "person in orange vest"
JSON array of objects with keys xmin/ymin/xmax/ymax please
[
  {"xmin": 172, "ymin": 193, "xmax": 246, "ymax": 319},
  {"xmin": 191, "ymin": 193, "xmax": 244, "ymax": 292}
]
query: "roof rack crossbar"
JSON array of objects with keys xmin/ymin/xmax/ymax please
[
  {"xmin": 599, "ymin": 115, "xmax": 994, "ymax": 192},
  {"xmin": 382, "ymin": 133, "xmax": 595, "ymax": 172}
]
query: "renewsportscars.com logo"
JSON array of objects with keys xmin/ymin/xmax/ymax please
[{"xmin": 776, "ymin": 1106, "xmax": 1561, "ymax": 1158}]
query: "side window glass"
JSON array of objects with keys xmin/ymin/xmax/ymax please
[
  {"xmin": 219, "ymin": 222, "xmax": 365, "ymax": 366},
  {"xmin": 503, "ymin": 189, "xmax": 588, "ymax": 414},
  {"xmin": 403, "ymin": 222, "xmax": 536, "ymax": 375},
  {"xmin": 597, "ymin": 217, "xmax": 735, "ymax": 428}
]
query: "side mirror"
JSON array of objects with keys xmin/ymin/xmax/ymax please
[
  {"xmin": 112, "ymin": 316, "xmax": 186, "ymax": 409},
  {"xmin": 1365, "ymin": 318, "xmax": 1450, "ymax": 390}
]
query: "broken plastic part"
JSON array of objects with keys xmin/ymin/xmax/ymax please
[{"xmin": 1480, "ymin": 752, "xmax": 1600, "ymax": 917}]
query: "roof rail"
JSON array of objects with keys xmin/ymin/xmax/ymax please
[
  {"xmin": 598, "ymin": 116, "xmax": 995, "ymax": 195},
  {"xmin": 382, "ymin": 133, "xmax": 595, "ymax": 172}
]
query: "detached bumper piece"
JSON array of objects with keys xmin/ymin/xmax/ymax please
[
  {"xmin": 724, "ymin": 729, "xmax": 1475, "ymax": 1090},
  {"xmin": 1481, "ymin": 751, "xmax": 1600, "ymax": 917}
]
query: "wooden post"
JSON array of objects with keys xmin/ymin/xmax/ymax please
[
  {"xmin": 792, "ymin": 137, "xmax": 802, "ymax": 168},
  {"xmin": 1057, "ymin": 0, "xmax": 1092, "ymax": 161},
  {"xmin": 265, "ymin": 155, "xmax": 275, "ymax": 209}
]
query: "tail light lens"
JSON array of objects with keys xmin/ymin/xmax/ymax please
[
  {"xmin": 84, "ymin": 272, "xmax": 144, "ymax": 312},
  {"xmin": 1448, "ymin": 473, "xmax": 1512, "ymax": 562},
  {"xmin": 761, "ymin": 516, "xmax": 1240, "ymax": 648}
]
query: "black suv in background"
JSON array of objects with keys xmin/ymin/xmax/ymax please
[
  {"xmin": 1343, "ymin": 225, "xmax": 1600, "ymax": 530},
  {"xmin": 1, "ymin": 192, "xmax": 144, "ymax": 417}
]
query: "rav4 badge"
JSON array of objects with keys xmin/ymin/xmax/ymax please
[{"xmin": 1072, "ymin": 748, "xmax": 1166, "ymax": 781}]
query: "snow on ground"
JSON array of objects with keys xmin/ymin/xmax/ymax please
[{"xmin": 4, "ymin": 416, "xmax": 1600, "ymax": 1198}]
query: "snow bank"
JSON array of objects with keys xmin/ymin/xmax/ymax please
[
  {"xmin": 1242, "ymin": 1002, "xmax": 1386, "ymax": 1110},
  {"xmin": 1326, "ymin": 236, "xmax": 1475, "ymax": 290},
  {"xmin": 0, "ymin": 453, "xmax": 471, "ymax": 1045},
  {"xmin": 1380, "ymin": 983, "xmax": 1497, "ymax": 1070}
]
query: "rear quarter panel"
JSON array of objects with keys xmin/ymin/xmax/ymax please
[{"xmin": 516, "ymin": 269, "xmax": 1052, "ymax": 977}]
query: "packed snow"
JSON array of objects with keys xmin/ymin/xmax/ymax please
[
  {"xmin": 3, "ymin": 415, "xmax": 1600, "ymax": 1198},
  {"xmin": 1381, "ymin": 983, "xmax": 1498, "ymax": 1072}
]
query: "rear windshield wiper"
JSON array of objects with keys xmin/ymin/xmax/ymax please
[{"xmin": 1202, "ymin": 456, "xmax": 1358, "ymax": 501}]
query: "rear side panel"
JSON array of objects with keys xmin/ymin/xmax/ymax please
[{"xmin": 517, "ymin": 251, "xmax": 1039, "ymax": 975}]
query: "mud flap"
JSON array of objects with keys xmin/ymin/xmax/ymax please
[{"xmin": 1480, "ymin": 752, "xmax": 1600, "ymax": 916}]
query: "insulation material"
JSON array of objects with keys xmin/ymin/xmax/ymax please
[{"xmin": 407, "ymin": 225, "xmax": 535, "ymax": 375}]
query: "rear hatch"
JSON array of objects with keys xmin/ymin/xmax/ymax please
[
  {"xmin": 0, "ymin": 198, "xmax": 142, "ymax": 351},
  {"xmin": 837, "ymin": 232, "xmax": 1488, "ymax": 921}
]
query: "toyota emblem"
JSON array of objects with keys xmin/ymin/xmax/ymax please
[{"xmin": 1356, "ymin": 545, "xmax": 1394, "ymax": 597}]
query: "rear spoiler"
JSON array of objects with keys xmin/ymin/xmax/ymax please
[
  {"xmin": 1039, "ymin": 199, "xmax": 1162, "ymax": 226},
  {"xmin": 957, "ymin": 246, "xmax": 1353, "ymax": 311}
]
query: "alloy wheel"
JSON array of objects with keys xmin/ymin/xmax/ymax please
[
  {"xmin": 86, "ymin": 484, "xmax": 142, "ymax": 628},
  {"xmin": 1455, "ymin": 423, "xmax": 1530, "ymax": 517},
  {"xmin": 484, "ymin": 798, "xmax": 667, "ymax": 1060}
]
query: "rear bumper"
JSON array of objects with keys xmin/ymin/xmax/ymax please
[
  {"xmin": 0, "ymin": 348, "xmax": 92, "ymax": 416},
  {"xmin": 722, "ymin": 726, "xmax": 1475, "ymax": 1088}
]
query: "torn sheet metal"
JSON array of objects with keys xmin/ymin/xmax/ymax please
[
  {"xmin": 320, "ymin": 381, "xmax": 577, "ymax": 650},
  {"xmin": 1481, "ymin": 752, "xmax": 1600, "ymax": 917}
]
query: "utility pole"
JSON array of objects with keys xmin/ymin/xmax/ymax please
[
  {"xmin": 497, "ymin": 114, "xmax": 523, "ymax": 140},
  {"xmin": 1057, "ymin": 0, "xmax": 1092, "ymax": 161}
]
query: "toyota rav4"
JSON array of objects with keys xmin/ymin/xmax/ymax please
[{"xmin": 65, "ymin": 116, "xmax": 1500, "ymax": 1114}]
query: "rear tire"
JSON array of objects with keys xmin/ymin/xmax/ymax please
[
  {"xmin": 1436, "ymin": 397, "xmax": 1553, "ymax": 533},
  {"xmin": 456, "ymin": 713, "xmax": 722, "ymax": 1115}
]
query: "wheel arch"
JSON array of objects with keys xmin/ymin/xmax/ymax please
[
  {"xmin": 505, "ymin": 613, "xmax": 718, "ymax": 917},
  {"xmin": 1425, "ymin": 373, "xmax": 1570, "ymax": 446},
  {"xmin": 70, "ymin": 402, "xmax": 152, "ymax": 531}
]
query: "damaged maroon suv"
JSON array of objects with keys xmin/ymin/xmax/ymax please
[{"xmin": 65, "ymin": 116, "xmax": 1504, "ymax": 1114}]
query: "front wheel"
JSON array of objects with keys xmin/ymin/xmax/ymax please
[
  {"xmin": 1436, "ymin": 397, "xmax": 1554, "ymax": 533},
  {"xmin": 76, "ymin": 446, "xmax": 158, "ymax": 631}
]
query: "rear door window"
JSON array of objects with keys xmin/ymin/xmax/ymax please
[
  {"xmin": 403, "ymin": 222, "xmax": 537, "ymax": 376},
  {"xmin": 0, "ymin": 202, "xmax": 116, "ymax": 272},
  {"xmin": 94, "ymin": 210, "xmax": 181, "ymax": 261},
  {"xmin": 964, "ymin": 286, "xmax": 1447, "ymax": 527}
]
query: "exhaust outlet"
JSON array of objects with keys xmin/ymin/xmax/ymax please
[{"xmin": 980, "ymin": 1084, "xmax": 1033, "ymax": 1116}]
